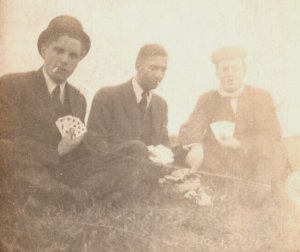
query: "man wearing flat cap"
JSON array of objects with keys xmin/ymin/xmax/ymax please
[
  {"xmin": 0, "ymin": 16, "xmax": 147, "ymax": 210},
  {"xmin": 179, "ymin": 46, "xmax": 287, "ymax": 201}
]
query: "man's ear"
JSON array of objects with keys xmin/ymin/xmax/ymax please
[
  {"xmin": 135, "ymin": 61, "xmax": 141, "ymax": 71},
  {"xmin": 40, "ymin": 44, "xmax": 48, "ymax": 59},
  {"xmin": 135, "ymin": 58, "xmax": 146, "ymax": 71},
  {"xmin": 79, "ymin": 44, "xmax": 85, "ymax": 60}
]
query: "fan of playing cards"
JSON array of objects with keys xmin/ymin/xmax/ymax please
[
  {"xmin": 210, "ymin": 120, "xmax": 235, "ymax": 141},
  {"xmin": 56, "ymin": 115, "xmax": 87, "ymax": 139}
]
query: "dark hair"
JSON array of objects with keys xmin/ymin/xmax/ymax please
[{"xmin": 135, "ymin": 44, "xmax": 168, "ymax": 68}]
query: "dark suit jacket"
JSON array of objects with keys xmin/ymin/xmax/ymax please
[
  {"xmin": 0, "ymin": 68, "xmax": 86, "ymax": 168},
  {"xmin": 179, "ymin": 85, "xmax": 282, "ymax": 158},
  {"xmin": 85, "ymin": 80, "xmax": 169, "ymax": 154}
]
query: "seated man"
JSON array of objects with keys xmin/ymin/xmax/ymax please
[
  {"xmin": 179, "ymin": 46, "xmax": 287, "ymax": 196},
  {"xmin": 0, "ymin": 16, "xmax": 148, "ymax": 210},
  {"xmin": 85, "ymin": 44, "xmax": 172, "ymax": 165}
]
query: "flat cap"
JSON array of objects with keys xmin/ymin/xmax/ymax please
[
  {"xmin": 211, "ymin": 46, "xmax": 247, "ymax": 64},
  {"xmin": 37, "ymin": 15, "xmax": 91, "ymax": 58}
]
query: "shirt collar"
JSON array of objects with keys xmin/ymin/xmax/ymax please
[
  {"xmin": 132, "ymin": 77, "xmax": 152, "ymax": 104},
  {"xmin": 217, "ymin": 85, "xmax": 244, "ymax": 98},
  {"xmin": 42, "ymin": 67, "xmax": 66, "ymax": 96}
]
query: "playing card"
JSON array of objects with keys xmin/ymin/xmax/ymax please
[
  {"xmin": 148, "ymin": 144, "xmax": 174, "ymax": 165},
  {"xmin": 56, "ymin": 116, "xmax": 70, "ymax": 135},
  {"xmin": 59, "ymin": 116, "xmax": 74, "ymax": 134},
  {"xmin": 55, "ymin": 115, "xmax": 86, "ymax": 138},
  {"xmin": 69, "ymin": 119, "xmax": 87, "ymax": 138},
  {"xmin": 210, "ymin": 121, "xmax": 235, "ymax": 141}
]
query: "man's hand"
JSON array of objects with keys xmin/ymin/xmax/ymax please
[
  {"xmin": 217, "ymin": 136, "xmax": 241, "ymax": 149},
  {"xmin": 185, "ymin": 144, "xmax": 204, "ymax": 173},
  {"xmin": 148, "ymin": 145, "xmax": 174, "ymax": 165},
  {"xmin": 58, "ymin": 129, "xmax": 84, "ymax": 156}
]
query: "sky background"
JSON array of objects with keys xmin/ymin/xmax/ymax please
[{"xmin": 1, "ymin": 0, "xmax": 299, "ymax": 137}]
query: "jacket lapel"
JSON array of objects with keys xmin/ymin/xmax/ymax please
[
  {"xmin": 149, "ymin": 95, "xmax": 160, "ymax": 144},
  {"xmin": 235, "ymin": 86, "xmax": 253, "ymax": 134},
  {"xmin": 67, "ymin": 84, "xmax": 82, "ymax": 119},
  {"xmin": 33, "ymin": 68, "xmax": 57, "ymax": 127},
  {"xmin": 121, "ymin": 80, "xmax": 140, "ymax": 130}
]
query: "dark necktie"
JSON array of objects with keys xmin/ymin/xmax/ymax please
[
  {"xmin": 51, "ymin": 85, "xmax": 64, "ymax": 116},
  {"xmin": 139, "ymin": 91, "xmax": 148, "ymax": 116},
  {"xmin": 52, "ymin": 85, "xmax": 61, "ymax": 104}
]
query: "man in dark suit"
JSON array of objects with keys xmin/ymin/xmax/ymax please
[
  {"xmin": 0, "ymin": 16, "xmax": 147, "ymax": 209},
  {"xmin": 84, "ymin": 44, "xmax": 172, "ymax": 192},
  {"xmin": 178, "ymin": 46, "xmax": 287, "ymax": 198},
  {"xmin": 85, "ymin": 44, "xmax": 170, "ymax": 158}
]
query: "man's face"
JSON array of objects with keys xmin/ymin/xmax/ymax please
[
  {"xmin": 41, "ymin": 35, "xmax": 82, "ymax": 84},
  {"xmin": 136, "ymin": 56, "xmax": 168, "ymax": 91},
  {"xmin": 216, "ymin": 58, "xmax": 246, "ymax": 93}
]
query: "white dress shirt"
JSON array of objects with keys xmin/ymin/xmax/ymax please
[
  {"xmin": 132, "ymin": 78, "xmax": 152, "ymax": 107},
  {"xmin": 43, "ymin": 67, "xmax": 66, "ymax": 104},
  {"xmin": 217, "ymin": 86, "xmax": 245, "ymax": 114}
]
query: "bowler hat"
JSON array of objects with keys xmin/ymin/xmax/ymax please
[
  {"xmin": 37, "ymin": 15, "xmax": 91, "ymax": 58},
  {"xmin": 211, "ymin": 46, "xmax": 247, "ymax": 64}
]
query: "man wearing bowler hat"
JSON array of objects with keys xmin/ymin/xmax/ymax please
[
  {"xmin": 0, "ymin": 15, "xmax": 146, "ymax": 210},
  {"xmin": 178, "ymin": 46, "xmax": 287, "ymax": 202}
]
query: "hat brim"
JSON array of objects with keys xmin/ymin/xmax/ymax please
[{"xmin": 37, "ymin": 27, "xmax": 91, "ymax": 58}]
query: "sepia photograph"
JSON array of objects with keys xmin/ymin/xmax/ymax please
[{"xmin": 0, "ymin": 0, "xmax": 300, "ymax": 251}]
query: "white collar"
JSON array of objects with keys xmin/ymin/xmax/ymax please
[
  {"xmin": 132, "ymin": 77, "xmax": 152, "ymax": 104},
  {"xmin": 42, "ymin": 67, "xmax": 66, "ymax": 97},
  {"xmin": 217, "ymin": 85, "xmax": 244, "ymax": 98}
]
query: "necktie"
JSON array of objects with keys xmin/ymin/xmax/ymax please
[
  {"xmin": 51, "ymin": 85, "xmax": 61, "ymax": 105},
  {"xmin": 139, "ymin": 91, "xmax": 148, "ymax": 116},
  {"xmin": 51, "ymin": 85, "xmax": 65, "ymax": 117}
]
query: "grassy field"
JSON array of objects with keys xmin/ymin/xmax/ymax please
[
  {"xmin": 1, "ymin": 136, "xmax": 300, "ymax": 251},
  {"xmin": 1, "ymin": 181, "xmax": 300, "ymax": 252}
]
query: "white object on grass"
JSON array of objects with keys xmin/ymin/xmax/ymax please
[{"xmin": 184, "ymin": 189, "xmax": 213, "ymax": 206}]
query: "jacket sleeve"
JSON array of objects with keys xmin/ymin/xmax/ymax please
[
  {"xmin": 237, "ymin": 90, "xmax": 282, "ymax": 157},
  {"xmin": 0, "ymin": 76, "xmax": 60, "ymax": 167},
  {"xmin": 84, "ymin": 88, "xmax": 113, "ymax": 154},
  {"xmin": 160, "ymin": 100, "xmax": 170, "ymax": 147},
  {"xmin": 179, "ymin": 93, "xmax": 211, "ymax": 146}
]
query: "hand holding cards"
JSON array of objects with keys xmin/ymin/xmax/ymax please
[
  {"xmin": 210, "ymin": 121, "xmax": 241, "ymax": 149},
  {"xmin": 56, "ymin": 115, "xmax": 87, "ymax": 139},
  {"xmin": 56, "ymin": 115, "xmax": 86, "ymax": 156},
  {"xmin": 210, "ymin": 120, "xmax": 235, "ymax": 141},
  {"xmin": 148, "ymin": 144, "xmax": 174, "ymax": 165},
  {"xmin": 58, "ymin": 132, "xmax": 83, "ymax": 156}
]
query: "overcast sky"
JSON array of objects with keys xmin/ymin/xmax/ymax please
[{"xmin": 1, "ymin": 0, "xmax": 299, "ymax": 136}]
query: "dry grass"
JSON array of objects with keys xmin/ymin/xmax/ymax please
[
  {"xmin": 1, "ymin": 136, "xmax": 300, "ymax": 251},
  {"xmin": 1, "ymin": 183, "xmax": 300, "ymax": 252}
]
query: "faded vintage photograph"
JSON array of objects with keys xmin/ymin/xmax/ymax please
[{"xmin": 0, "ymin": 0, "xmax": 300, "ymax": 251}]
